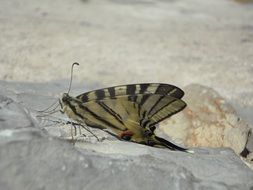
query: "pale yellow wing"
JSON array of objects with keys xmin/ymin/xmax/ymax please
[{"xmin": 76, "ymin": 94, "xmax": 186, "ymax": 137}]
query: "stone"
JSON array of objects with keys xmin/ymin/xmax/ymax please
[
  {"xmin": 160, "ymin": 84, "xmax": 250, "ymax": 155},
  {"xmin": 0, "ymin": 94, "xmax": 35, "ymax": 130},
  {"xmin": 0, "ymin": 134, "xmax": 253, "ymax": 190}
]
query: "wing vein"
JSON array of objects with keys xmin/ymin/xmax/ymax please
[{"xmin": 97, "ymin": 101, "xmax": 125, "ymax": 126}]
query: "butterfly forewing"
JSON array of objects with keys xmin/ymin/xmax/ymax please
[
  {"xmin": 76, "ymin": 83, "xmax": 184, "ymax": 103},
  {"xmin": 72, "ymin": 96, "xmax": 142, "ymax": 138},
  {"xmin": 77, "ymin": 100, "xmax": 128, "ymax": 132}
]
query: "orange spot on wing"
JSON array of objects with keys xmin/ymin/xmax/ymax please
[{"xmin": 120, "ymin": 130, "xmax": 134, "ymax": 138}]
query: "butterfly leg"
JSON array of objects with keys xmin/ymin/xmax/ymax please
[
  {"xmin": 70, "ymin": 121, "xmax": 78, "ymax": 145},
  {"xmin": 70, "ymin": 124, "xmax": 75, "ymax": 145},
  {"xmin": 78, "ymin": 125, "xmax": 82, "ymax": 136}
]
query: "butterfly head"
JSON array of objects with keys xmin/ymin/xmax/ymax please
[
  {"xmin": 59, "ymin": 93, "xmax": 70, "ymax": 113},
  {"xmin": 60, "ymin": 93, "xmax": 79, "ymax": 109},
  {"xmin": 59, "ymin": 93, "xmax": 82, "ymax": 122},
  {"xmin": 61, "ymin": 93, "xmax": 71, "ymax": 103}
]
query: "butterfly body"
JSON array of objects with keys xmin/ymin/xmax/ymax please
[{"xmin": 60, "ymin": 83, "xmax": 190, "ymax": 152}]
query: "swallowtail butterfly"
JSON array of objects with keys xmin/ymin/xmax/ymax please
[{"xmin": 59, "ymin": 63, "xmax": 192, "ymax": 153}]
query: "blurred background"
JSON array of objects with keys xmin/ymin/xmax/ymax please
[{"xmin": 0, "ymin": 0, "xmax": 253, "ymax": 124}]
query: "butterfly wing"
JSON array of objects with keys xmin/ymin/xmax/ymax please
[
  {"xmin": 71, "ymin": 83, "xmax": 186, "ymax": 149},
  {"xmin": 77, "ymin": 96, "xmax": 140, "ymax": 139},
  {"xmin": 77, "ymin": 94, "xmax": 186, "ymax": 141},
  {"xmin": 136, "ymin": 94, "xmax": 187, "ymax": 130},
  {"xmin": 76, "ymin": 83, "xmax": 184, "ymax": 103}
]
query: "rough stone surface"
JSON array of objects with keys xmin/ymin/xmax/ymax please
[
  {"xmin": 0, "ymin": 81, "xmax": 253, "ymax": 190},
  {"xmin": 0, "ymin": 95, "xmax": 35, "ymax": 130},
  {"xmin": 1, "ymin": 137, "xmax": 253, "ymax": 190}
]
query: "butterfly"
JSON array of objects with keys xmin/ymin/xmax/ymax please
[{"xmin": 59, "ymin": 63, "xmax": 192, "ymax": 153}]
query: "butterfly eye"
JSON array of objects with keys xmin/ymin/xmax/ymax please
[
  {"xmin": 62, "ymin": 93, "xmax": 71, "ymax": 102},
  {"xmin": 62, "ymin": 96, "xmax": 68, "ymax": 102}
]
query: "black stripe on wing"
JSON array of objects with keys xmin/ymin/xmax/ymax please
[
  {"xmin": 78, "ymin": 104, "xmax": 123, "ymax": 131},
  {"xmin": 149, "ymin": 99, "xmax": 178, "ymax": 119},
  {"xmin": 135, "ymin": 94, "xmax": 186, "ymax": 129},
  {"xmin": 145, "ymin": 99, "xmax": 186, "ymax": 129},
  {"xmin": 108, "ymin": 87, "xmax": 116, "ymax": 98},
  {"xmin": 97, "ymin": 101, "xmax": 125, "ymax": 126},
  {"xmin": 126, "ymin": 84, "xmax": 136, "ymax": 95},
  {"xmin": 137, "ymin": 94, "xmax": 150, "ymax": 116},
  {"xmin": 145, "ymin": 95, "xmax": 165, "ymax": 117},
  {"xmin": 139, "ymin": 83, "xmax": 149, "ymax": 94},
  {"xmin": 155, "ymin": 84, "xmax": 184, "ymax": 99},
  {"xmin": 95, "ymin": 89, "xmax": 106, "ymax": 100}
]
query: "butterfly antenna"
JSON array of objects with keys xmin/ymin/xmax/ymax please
[{"xmin": 67, "ymin": 62, "xmax": 79, "ymax": 95}]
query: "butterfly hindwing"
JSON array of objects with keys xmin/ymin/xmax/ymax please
[
  {"xmin": 126, "ymin": 93, "xmax": 186, "ymax": 130},
  {"xmin": 138, "ymin": 94, "xmax": 186, "ymax": 129}
]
